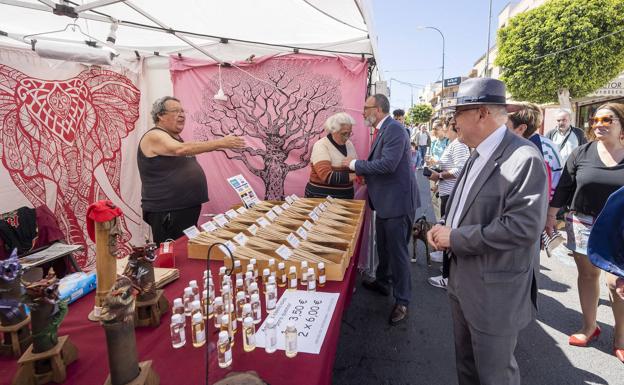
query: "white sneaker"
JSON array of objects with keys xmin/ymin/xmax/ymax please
[
  {"xmin": 428, "ymin": 275, "xmax": 447, "ymax": 289},
  {"xmin": 430, "ymin": 251, "xmax": 444, "ymax": 263}
]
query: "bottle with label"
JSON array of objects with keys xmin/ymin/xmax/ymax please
[
  {"xmin": 208, "ymin": 277, "xmax": 215, "ymax": 298},
  {"xmin": 277, "ymin": 262, "xmax": 287, "ymax": 288},
  {"xmin": 221, "ymin": 275, "xmax": 232, "ymax": 293},
  {"xmin": 220, "ymin": 314, "xmax": 235, "ymax": 346},
  {"xmin": 244, "ymin": 271, "xmax": 254, "ymax": 293},
  {"xmin": 234, "ymin": 260, "xmax": 243, "ymax": 282},
  {"xmin": 318, "ymin": 262, "xmax": 326, "ymax": 287},
  {"xmin": 183, "ymin": 287, "xmax": 194, "ymax": 316},
  {"xmin": 284, "ymin": 321, "xmax": 298, "ymax": 358},
  {"xmin": 242, "ymin": 303, "xmax": 252, "ymax": 321},
  {"xmin": 249, "ymin": 258, "xmax": 258, "ymax": 279},
  {"xmin": 262, "ymin": 268, "xmax": 270, "ymax": 293},
  {"xmin": 250, "ymin": 293, "xmax": 262, "ymax": 324},
  {"xmin": 172, "ymin": 297, "xmax": 185, "ymax": 316},
  {"xmin": 248, "ymin": 282, "xmax": 259, "ymax": 298},
  {"xmin": 243, "ymin": 317, "xmax": 256, "ymax": 352},
  {"xmin": 265, "ymin": 283, "xmax": 277, "ymax": 313},
  {"xmin": 218, "ymin": 266, "xmax": 227, "ymax": 287},
  {"xmin": 222, "ymin": 285, "xmax": 232, "ymax": 310},
  {"xmin": 217, "ymin": 331, "xmax": 232, "ymax": 368},
  {"xmin": 307, "ymin": 267, "xmax": 316, "ymax": 292},
  {"xmin": 191, "ymin": 299, "xmax": 202, "ymax": 318},
  {"xmin": 213, "ymin": 296, "xmax": 224, "ymax": 328},
  {"xmin": 235, "ymin": 278, "xmax": 245, "ymax": 300},
  {"xmin": 264, "ymin": 317, "xmax": 278, "ymax": 354},
  {"xmin": 235, "ymin": 291, "xmax": 246, "ymax": 321},
  {"xmin": 170, "ymin": 314, "xmax": 186, "ymax": 348},
  {"xmin": 191, "ymin": 312, "xmax": 206, "ymax": 348},
  {"xmin": 246, "ymin": 265, "xmax": 255, "ymax": 284},
  {"xmin": 189, "ymin": 280, "xmax": 200, "ymax": 302},
  {"xmin": 300, "ymin": 261, "xmax": 308, "ymax": 287},
  {"xmin": 268, "ymin": 258, "xmax": 276, "ymax": 278},
  {"xmin": 288, "ymin": 266, "xmax": 298, "ymax": 291}
]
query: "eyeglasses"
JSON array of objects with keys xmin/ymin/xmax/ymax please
[
  {"xmin": 590, "ymin": 116, "xmax": 620, "ymax": 127},
  {"xmin": 363, "ymin": 105, "xmax": 378, "ymax": 110},
  {"xmin": 453, "ymin": 107, "xmax": 481, "ymax": 117},
  {"xmin": 164, "ymin": 109, "xmax": 185, "ymax": 115},
  {"xmin": 339, "ymin": 131, "xmax": 353, "ymax": 137}
]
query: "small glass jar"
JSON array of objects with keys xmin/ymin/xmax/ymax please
[
  {"xmin": 264, "ymin": 316, "xmax": 277, "ymax": 354},
  {"xmin": 288, "ymin": 266, "xmax": 298, "ymax": 291},
  {"xmin": 284, "ymin": 321, "xmax": 298, "ymax": 358},
  {"xmin": 277, "ymin": 262, "xmax": 287, "ymax": 288}
]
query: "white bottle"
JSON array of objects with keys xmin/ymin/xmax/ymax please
[
  {"xmin": 250, "ymin": 293, "xmax": 262, "ymax": 324},
  {"xmin": 170, "ymin": 314, "xmax": 186, "ymax": 348},
  {"xmin": 265, "ymin": 283, "xmax": 277, "ymax": 313},
  {"xmin": 189, "ymin": 280, "xmax": 200, "ymax": 302},
  {"xmin": 264, "ymin": 316, "xmax": 278, "ymax": 354},
  {"xmin": 172, "ymin": 297, "xmax": 185, "ymax": 316},
  {"xmin": 300, "ymin": 261, "xmax": 308, "ymax": 287},
  {"xmin": 217, "ymin": 331, "xmax": 232, "ymax": 368},
  {"xmin": 307, "ymin": 267, "xmax": 316, "ymax": 292},
  {"xmin": 191, "ymin": 312, "xmax": 206, "ymax": 348},
  {"xmin": 183, "ymin": 287, "xmax": 194, "ymax": 316},
  {"xmin": 243, "ymin": 316, "xmax": 256, "ymax": 352},
  {"xmin": 284, "ymin": 321, "xmax": 298, "ymax": 358}
]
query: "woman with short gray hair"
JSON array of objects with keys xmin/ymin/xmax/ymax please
[{"xmin": 305, "ymin": 112, "xmax": 359, "ymax": 199}]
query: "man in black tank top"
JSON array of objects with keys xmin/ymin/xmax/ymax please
[{"xmin": 138, "ymin": 96, "xmax": 245, "ymax": 243}]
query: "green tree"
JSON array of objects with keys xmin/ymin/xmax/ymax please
[
  {"xmin": 408, "ymin": 104, "xmax": 434, "ymax": 123},
  {"xmin": 495, "ymin": 0, "xmax": 624, "ymax": 105}
]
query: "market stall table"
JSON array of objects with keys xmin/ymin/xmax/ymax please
[{"xmin": 0, "ymin": 225, "xmax": 364, "ymax": 385}]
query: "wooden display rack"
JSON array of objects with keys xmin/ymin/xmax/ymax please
[
  {"xmin": 104, "ymin": 360, "xmax": 159, "ymax": 385},
  {"xmin": 12, "ymin": 335, "xmax": 78, "ymax": 385},
  {"xmin": 134, "ymin": 290, "xmax": 169, "ymax": 328},
  {"xmin": 0, "ymin": 315, "xmax": 31, "ymax": 357}
]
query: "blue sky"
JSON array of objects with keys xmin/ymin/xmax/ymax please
[{"xmin": 371, "ymin": 0, "xmax": 513, "ymax": 112}]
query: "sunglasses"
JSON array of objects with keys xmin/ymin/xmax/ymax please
[{"xmin": 589, "ymin": 116, "xmax": 620, "ymax": 127}]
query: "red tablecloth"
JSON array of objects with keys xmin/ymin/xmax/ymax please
[{"xmin": 1, "ymin": 227, "xmax": 363, "ymax": 385}]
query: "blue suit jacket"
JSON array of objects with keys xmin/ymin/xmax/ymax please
[{"xmin": 355, "ymin": 116, "xmax": 419, "ymax": 220}]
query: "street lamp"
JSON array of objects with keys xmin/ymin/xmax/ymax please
[{"xmin": 416, "ymin": 26, "xmax": 445, "ymax": 107}]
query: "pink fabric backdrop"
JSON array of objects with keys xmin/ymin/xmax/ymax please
[{"xmin": 170, "ymin": 54, "xmax": 370, "ymax": 216}]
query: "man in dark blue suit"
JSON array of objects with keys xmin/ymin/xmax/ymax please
[{"xmin": 343, "ymin": 94, "xmax": 419, "ymax": 324}]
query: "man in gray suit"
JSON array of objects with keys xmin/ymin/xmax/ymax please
[{"xmin": 428, "ymin": 78, "xmax": 548, "ymax": 385}]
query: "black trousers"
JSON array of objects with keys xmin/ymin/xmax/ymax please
[
  {"xmin": 375, "ymin": 214, "xmax": 412, "ymax": 306},
  {"xmin": 143, "ymin": 205, "xmax": 201, "ymax": 244},
  {"xmin": 440, "ymin": 194, "xmax": 449, "ymax": 218}
]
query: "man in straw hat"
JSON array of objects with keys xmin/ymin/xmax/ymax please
[{"xmin": 427, "ymin": 78, "xmax": 548, "ymax": 385}]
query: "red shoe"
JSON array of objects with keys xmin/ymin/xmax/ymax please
[
  {"xmin": 614, "ymin": 345, "xmax": 624, "ymax": 363},
  {"xmin": 568, "ymin": 327, "xmax": 601, "ymax": 347}
]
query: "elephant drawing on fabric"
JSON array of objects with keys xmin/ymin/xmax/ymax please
[{"xmin": 0, "ymin": 65, "xmax": 141, "ymax": 270}]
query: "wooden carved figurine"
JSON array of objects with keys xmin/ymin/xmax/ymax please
[{"xmin": 0, "ymin": 251, "xmax": 31, "ymax": 357}]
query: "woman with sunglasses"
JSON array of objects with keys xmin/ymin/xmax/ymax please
[
  {"xmin": 305, "ymin": 112, "xmax": 359, "ymax": 199},
  {"xmin": 546, "ymin": 102, "xmax": 624, "ymax": 363}
]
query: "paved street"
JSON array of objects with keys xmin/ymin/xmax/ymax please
[{"xmin": 333, "ymin": 171, "xmax": 623, "ymax": 385}]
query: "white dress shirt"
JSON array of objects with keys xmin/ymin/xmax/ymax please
[
  {"xmin": 551, "ymin": 127, "xmax": 579, "ymax": 162},
  {"xmin": 449, "ymin": 124, "xmax": 507, "ymax": 228},
  {"xmin": 349, "ymin": 115, "xmax": 390, "ymax": 171}
]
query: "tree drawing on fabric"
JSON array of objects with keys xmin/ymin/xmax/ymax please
[
  {"xmin": 0, "ymin": 65, "xmax": 141, "ymax": 269},
  {"xmin": 194, "ymin": 63, "xmax": 342, "ymax": 200}
]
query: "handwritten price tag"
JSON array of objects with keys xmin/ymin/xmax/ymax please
[
  {"xmin": 313, "ymin": 207, "xmax": 321, "ymax": 216},
  {"xmin": 247, "ymin": 224, "xmax": 259, "ymax": 236},
  {"xmin": 318, "ymin": 203, "xmax": 327, "ymax": 212},
  {"xmin": 286, "ymin": 233, "xmax": 301, "ymax": 249},
  {"xmin": 273, "ymin": 205, "xmax": 284, "ymax": 215},
  {"xmin": 213, "ymin": 214, "xmax": 228, "ymax": 227},
  {"xmin": 236, "ymin": 206, "xmax": 248, "ymax": 215},
  {"xmin": 225, "ymin": 209, "xmax": 238, "ymax": 219},
  {"xmin": 281, "ymin": 203, "xmax": 291, "ymax": 210},
  {"xmin": 256, "ymin": 217, "xmax": 270, "ymax": 228},
  {"xmin": 219, "ymin": 241, "xmax": 237, "ymax": 255},
  {"xmin": 296, "ymin": 226, "xmax": 308, "ymax": 240},
  {"xmin": 183, "ymin": 226, "xmax": 200, "ymax": 239},
  {"xmin": 233, "ymin": 232, "xmax": 249, "ymax": 246},
  {"xmin": 285, "ymin": 196, "xmax": 294, "ymax": 205},
  {"xmin": 303, "ymin": 220, "xmax": 314, "ymax": 230},
  {"xmin": 200, "ymin": 221, "xmax": 217, "ymax": 232},
  {"xmin": 308, "ymin": 211, "xmax": 319, "ymax": 222},
  {"xmin": 266, "ymin": 210, "xmax": 278, "ymax": 221},
  {"xmin": 276, "ymin": 245, "xmax": 293, "ymax": 260}
]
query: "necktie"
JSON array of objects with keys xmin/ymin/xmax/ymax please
[{"xmin": 446, "ymin": 150, "xmax": 480, "ymax": 227}]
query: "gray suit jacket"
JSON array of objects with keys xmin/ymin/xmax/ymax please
[{"xmin": 446, "ymin": 129, "xmax": 548, "ymax": 336}]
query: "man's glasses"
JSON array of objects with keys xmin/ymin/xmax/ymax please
[
  {"xmin": 363, "ymin": 105, "xmax": 378, "ymax": 110},
  {"xmin": 453, "ymin": 107, "xmax": 481, "ymax": 117},
  {"xmin": 590, "ymin": 116, "xmax": 620, "ymax": 127},
  {"xmin": 165, "ymin": 109, "xmax": 185, "ymax": 115}
]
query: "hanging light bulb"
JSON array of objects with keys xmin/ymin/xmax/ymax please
[{"xmin": 214, "ymin": 64, "xmax": 228, "ymax": 101}]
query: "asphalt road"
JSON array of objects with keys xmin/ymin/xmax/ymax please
[{"xmin": 333, "ymin": 170, "xmax": 623, "ymax": 385}]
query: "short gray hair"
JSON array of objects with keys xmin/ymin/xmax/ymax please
[
  {"xmin": 151, "ymin": 96, "xmax": 180, "ymax": 124},
  {"xmin": 556, "ymin": 108, "xmax": 571, "ymax": 117},
  {"xmin": 372, "ymin": 94, "xmax": 390, "ymax": 113},
  {"xmin": 324, "ymin": 112, "xmax": 356, "ymax": 133}
]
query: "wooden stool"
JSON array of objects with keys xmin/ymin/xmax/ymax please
[
  {"xmin": 104, "ymin": 360, "xmax": 159, "ymax": 385},
  {"xmin": 0, "ymin": 315, "xmax": 31, "ymax": 357},
  {"xmin": 134, "ymin": 290, "xmax": 169, "ymax": 328},
  {"xmin": 12, "ymin": 335, "xmax": 78, "ymax": 385}
]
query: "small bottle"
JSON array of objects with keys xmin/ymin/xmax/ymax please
[
  {"xmin": 234, "ymin": 260, "xmax": 243, "ymax": 282},
  {"xmin": 220, "ymin": 314, "xmax": 235, "ymax": 346},
  {"xmin": 268, "ymin": 275, "xmax": 276, "ymax": 287},
  {"xmin": 242, "ymin": 303, "xmax": 252, "ymax": 321},
  {"xmin": 248, "ymin": 282, "xmax": 259, "ymax": 298},
  {"xmin": 318, "ymin": 262, "xmax": 326, "ymax": 287},
  {"xmin": 246, "ymin": 264, "xmax": 255, "ymax": 283},
  {"xmin": 222, "ymin": 285, "xmax": 232, "ymax": 310},
  {"xmin": 183, "ymin": 287, "xmax": 194, "ymax": 316},
  {"xmin": 249, "ymin": 258, "xmax": 258, "ymax": 279},
  {"xmin": 250, "ymin": 293, "xmax": 262, "ymax": 324},
  {"xmin": 221, "ymin": 275, "xmax": 232, "ymax": 292},
  {"xmin": 189, "ymin": 280, "xmax": 200, "ymax": 302},
  {"xmin": 172, "ymin": 298, "xmax": 185, "ymax": 316},
  {"xmin": 264, "ymin": 317, "xmax": 278, "ymax": 354},
  {"xmin": 170, "ymin": 314, "xmax": 186, "ymax": 348},
  {"xmin": 191, "ymin": 299, "xmax": 202, "ymax": 318},
  {"xmin": 307, "ymin": 267, "xmax": 316, "ymax": 292},
  {"xmin": 208, "ymin": 277, "xmax": 215, "ymax": 296},
  {"xmin": 191, "ymin": 312, "xmax": 206, "ymax": 348},
  {"xmin": 300, "ymin": 261, "xmax": 308, "ymax": 287},
  {"xmin": 235, "ymin": 278, "xmax": 245, "ymax": 299},
  {"xmin": 217, "ymin": 331, "xmax": 232, "ymax": 368},
  {"xmin": 288, "ymin": 266, "xmax": 298, "ymax": 291},
  {"xmin": 235, "ymin": 291, "xmax": 246, "ymax": 321},
  {"xmin": 277, "ymin": 262, "xmax": 287, "ymax": 288},
  {"xmin": 218, "ymin": 266, "xmax": 227, "ymax": 287},
  {"xmin": 202, "ymin": 289, "xmax": 211, "ymax": 320},
  {"xmin": 213, "ymin": 296, "xmax": 224, "ymax": 328},
  {"xmin": 262, "ymin": 268, "xmax": 271, "ymax": 292},
  {"xmin": 268, "ymin": 258, "xmax": 276, "ymax": 278},
  {"xmin": 243, "ymin": 317, "xmax": 256, "ymax": 352},
  {"xmin": 265, "ymin": 283, "xmax": 277, "ymax": 313},
  {"xmin": 284, "ymin": 321, "xmax": 298, "ymax": 358},
  {"xmin": 244, "ymin": 271, "xmax": 254, "ymax": 292}
]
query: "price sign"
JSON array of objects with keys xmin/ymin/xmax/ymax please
[
  {"xmin": 225, "ymin": 209, "xmax": 238, "ymax": 219},
  {"xmin": 182, "ymin": 226, "xmax": 200, "ymax": 239},
  {"xmin": 313, "ymin": 207, "xmax": 321, "ymax": 216},
  {"xmin": 256, "ymin": 217, "xmax": 270, "ymax": 228},
  {"xmin": 309, "ymin": 211, "xmax": 319, "ymax": 222},
  {"xmin": 233, "ymin": 232, "xmax": 249, "ymax": 247},
  {"xmin": 219, "ymin": 241, "xmax": 237, "ymax": 255},
  {"xmin": 200, "ymin": 221, "xmax": 217, "ymax": 232},
  {"xmin": 286, "ymin": 233, "xmax": 301, "ymax": 249},
  {"xmin": 273, "ymin": 205, "xmax": 284, "ymax": 215},
  {"xmin": 247, "ymin": 224, "xmax": 259, "ymax": 236},
  {"xmin": 302, "ymin": 220, "xmax": 314, "ymax": 231},
  {"xmin": 296, "ymin": 226, "xmax": 307, "ymax": 240},
  {"xmin": 319, "ymin": 203, "xmax": 327, "ymax": 212},
  {"xmin": 266, "ymin": 210, "xmax": 278, "ymax": 221},
  {"xmin": 275, "ymin": 245, "xmax": 292, "ymax": 260},
  {"xmin": 236, "ymin": 206, "xmax": 248, "ymax": 215},
  {"xmin": 281, "ymin": 203, "xmax": 291, "ymax": 210},
  {"xmin": 285, "ymin": 196, "xmax": 294, "ymax": 205},
  {"xmin": 255, "ymin": 291, "xmax": 339, "ymax": 354},
  {"xmin": 213, "ymin": 214, "xmax": 228, "ymax": 227}
]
